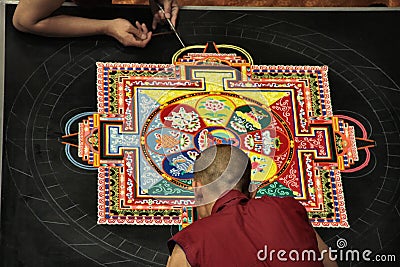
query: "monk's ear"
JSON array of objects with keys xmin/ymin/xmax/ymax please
[
  {"xmin": 249, "ymin": 183, "xmax": 258, "ymax": 199},
  {"xmin": 192, "ymin": 180, "xmax": 203, "ymax": 187}
]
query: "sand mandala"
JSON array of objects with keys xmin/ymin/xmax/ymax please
[{"xmin": 63, "ymin": 43, "xmax": 374, "ymax": 229}]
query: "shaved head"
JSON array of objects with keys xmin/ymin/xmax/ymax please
[{"xmin": 193, "ymin": 145, "xmax": 252, "ymax": 198}]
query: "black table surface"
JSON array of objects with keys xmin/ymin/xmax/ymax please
[{"xmin": 1, "ymin": 4, "xmax": 400, "ymax": 267}]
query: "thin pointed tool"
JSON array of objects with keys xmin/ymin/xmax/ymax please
[{"xmin": 156, "ymin": 3, "xmax": 185, "ymax": 48}]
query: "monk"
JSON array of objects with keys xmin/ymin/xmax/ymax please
[{"xmin": 167, "ymin": 144, "xmax": 338, "ymax": 267}]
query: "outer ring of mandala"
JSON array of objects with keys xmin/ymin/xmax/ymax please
[{"xmin": 140, "ymin": 91, "xmax": 293, "ymax": 189}]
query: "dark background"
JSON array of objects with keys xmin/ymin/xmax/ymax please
[{"xmin": 1, "ymin": 4, "xmax": 400, "ymax": 267}]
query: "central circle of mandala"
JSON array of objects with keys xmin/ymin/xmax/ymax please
[{"xmin": 141, "ymin": 92, "xmax": 292, "ymax": 189}]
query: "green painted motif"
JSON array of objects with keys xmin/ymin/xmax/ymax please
[
  {"xmin": 256, "ymin": 181, "xmax": 294, "ymax": 197},
  {"xmin": 228, "ymin": 105, "xmax": 272, "ymax": 134},
  {"xmin": 335, "ymin": 133, "xmax": 344, "ymax": 154},
  {"xmin": 179, "ymin": 179, "xmax": 192, "ymax": 187},
  {"xmin": 148, "ymin": 179, "xmax": 193, "ymax": 196},
  {"xmin": 255, "ymin": 170, "xmax": 336, "ymax": 221}
]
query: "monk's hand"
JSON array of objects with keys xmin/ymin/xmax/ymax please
[
  {"xmin": 105, "ymin": 18, "xmax": 152, "ymax": 47},
  {"xmin": 149, "ymin": 0, "xmax": 179, "ymax": 30}
]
